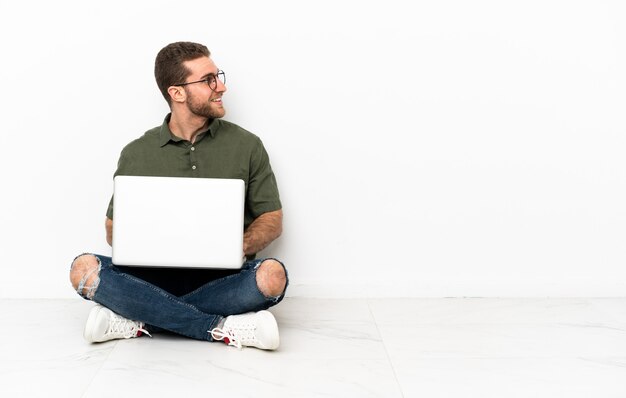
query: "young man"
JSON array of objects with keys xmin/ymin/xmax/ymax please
[{"xmin": 69, "ymin": 42, "xmax": 287, "ymax": 350}]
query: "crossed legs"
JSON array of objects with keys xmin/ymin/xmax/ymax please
[{"xmin": 69, "ymin": 254, "xmax": 288, "ymax": 342}]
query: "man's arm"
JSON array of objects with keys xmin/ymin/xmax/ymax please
[
  {"xmin": 105, "ymin": 217, "xmax": 113, "ymax": 247},
  {"xmin": 243, "ymin": 209, "xmax": 283, "ymax": 256},
  {"xmin": 106, "ymin": 209, "xmax": 283, "ymax": 253}
]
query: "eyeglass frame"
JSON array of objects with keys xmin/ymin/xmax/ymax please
[{"xmin": 173, "ymin": 70, "xmax": 226, "ymax": 91}]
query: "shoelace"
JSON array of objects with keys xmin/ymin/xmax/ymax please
[
  {"xmin": 211, "ymin": 322, "xmax": 258, "ymax": 350},
  {"xmin": 106, "ymin": 312, "xmax": 151, "ymax": 339},
  {"xmin": 211, "ymin": 327, "xmax": 242, "ymax": 349}
]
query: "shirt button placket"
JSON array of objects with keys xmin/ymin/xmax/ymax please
[{"xmin": 190, "ymin": 145, "xmax": 197, "ymax": 172}]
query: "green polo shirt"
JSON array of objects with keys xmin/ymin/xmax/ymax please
[{"xmin": 106, "ymin": 114, "xmax": 282, "ymax": 231}]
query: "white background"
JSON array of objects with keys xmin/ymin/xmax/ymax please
[{"xmin": 0, "ymin": 0, "xmax": 624, "ymax": 298}]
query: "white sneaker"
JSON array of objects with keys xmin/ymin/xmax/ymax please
[
  {"xmin": 84, "ymin": 304, "xmax": 150, "ymax": 343},
  {"xmin": 210, "ymin": 310, "xmax": 279, "ymax": 350}
]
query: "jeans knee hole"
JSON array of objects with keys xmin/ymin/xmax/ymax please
[{"xmin": 71, "ymin": 254, "xmax": 102, "ymax": 299}]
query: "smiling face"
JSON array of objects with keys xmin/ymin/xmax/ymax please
[{"xmin": 180, "ymin": 56, "xmax": 227, "ymax": 119}]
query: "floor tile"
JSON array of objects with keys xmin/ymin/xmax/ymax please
[
  {"xmin": 589, "ymin": 298, "xmax": 626, "ymax": 323},
  {"xmin": 0, "ymin": 300, "xmax": 113, "ymax": 396},
  {"xmin": 378, "ymin": 322, "xmax": 626, "ymax": 360},
  {"xmin": 270, "ymin": 299, "xmax": 388, "ymax": 360},
  {"xmin": 272, "ymin": 297, "xmax": 377, "ymax": 322},
  {"xmin": 391, "ymin": 357, "xmax": 626, "ymax": 398},
  {"xmin": 368, "ymin": 298, "xmax": 617, "ymax": 325},
  {"xmin": 81, "ymin": 335, "xmax": 402, "ymax": 397}
]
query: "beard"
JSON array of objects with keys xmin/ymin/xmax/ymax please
[{"xmin": 186, "ymin": 91, "xmax": 226, "ymax": 119}]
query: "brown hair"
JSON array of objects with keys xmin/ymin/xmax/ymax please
[{"xmin": 154, "ymin": 42, "xmax": 211, "ymax": 106}]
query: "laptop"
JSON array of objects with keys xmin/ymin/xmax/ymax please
[{"xmin": 112, "ymin": 176, "xmax": 245, "ymax": 269}]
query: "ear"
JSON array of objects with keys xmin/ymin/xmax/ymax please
[{"xmin": 167, "ymin": 86, "xmax": 186, "ymax": 103}]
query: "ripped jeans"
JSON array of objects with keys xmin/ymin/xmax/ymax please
[{"xmin": 70, "ymin": 254, "xmax": 288, "ymax": 341}]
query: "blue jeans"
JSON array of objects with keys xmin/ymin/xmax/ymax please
[{"xmin": 71, "ymin": 254, "xmax": 288, "ymax": 341}]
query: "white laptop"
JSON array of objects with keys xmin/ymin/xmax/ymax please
[{"xmin": 112, "ymin": 176, "xmax": 245, "ymax": 269}]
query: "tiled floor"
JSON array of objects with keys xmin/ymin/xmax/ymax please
[{"xmin": 1, "ymin": 297, "xmax": 625, "ymax": 397}]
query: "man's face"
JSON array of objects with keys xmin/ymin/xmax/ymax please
[{"xmin": 181, "ymin": 56, "xmax": 227, "ymax": 119}]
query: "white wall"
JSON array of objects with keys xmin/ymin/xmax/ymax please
[{"xmin": 1, "ymin": 0, "xmax": 625, "ymax": 298}]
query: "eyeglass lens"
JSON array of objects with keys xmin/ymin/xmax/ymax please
[{"xmin": 209, "ymin": 71, "xmax": 226, "ymax": 89}]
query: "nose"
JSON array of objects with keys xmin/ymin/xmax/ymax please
[{"xmin": 215, "ymin": 78, "xmax": 226, "ymax": 93}]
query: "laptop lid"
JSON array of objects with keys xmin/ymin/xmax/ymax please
[{"xmin": 112, "ymin": 176, "xmax": 245, "ymax": 269}]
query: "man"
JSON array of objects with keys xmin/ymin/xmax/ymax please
[{"xmin": 69, "ymin": 42, "xmax": 287, "ymax": 350}]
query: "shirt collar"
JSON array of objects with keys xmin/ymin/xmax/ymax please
[{"xmin": 159, "ymin": 113, "xmax": 219, "ymax": 147}]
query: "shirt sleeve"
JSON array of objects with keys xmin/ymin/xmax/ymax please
[
  {"xmin": 105, "ymin": 147, "xmax": 132, "ymax": 220},
  {"xmin": 246, "ymin": 137, "xmax": 282, "ymax": 220},
  {"xmin": 106, "ymin": 195, "xmax": 114, "ymax": 220}
]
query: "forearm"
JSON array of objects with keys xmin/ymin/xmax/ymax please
[
  {"xmin": 105, "ymin": 218, "xmax": 113, "ymax": 247},
  {"xmin": 243, "ymin": 209, "xmax": 283, "ymax": 255}
]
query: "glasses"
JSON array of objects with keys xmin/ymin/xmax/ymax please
[{"xmin": 174, "ymin": 70, "xmax": 226, "ymax": 91}]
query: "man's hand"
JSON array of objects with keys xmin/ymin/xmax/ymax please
[
  {"xmin": 243, "ymin": 209, "xmax": 283, "ymax": 256},
  {"xmin": 105, "ymin": 217, "xmax": 113, "ymax": 247}
]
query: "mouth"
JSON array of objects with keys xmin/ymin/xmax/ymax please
[{"xmin": 210, "ymin": 97, "xmax": 222, "ymax": 103}]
